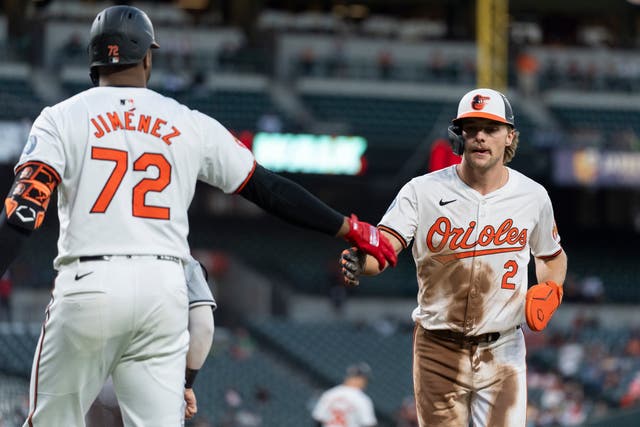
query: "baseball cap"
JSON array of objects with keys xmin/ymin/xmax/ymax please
[
  {"xmin": 452, "ymin": 88, "xmax": 515, "ymax": 127},
  {"xmin": 346, "ymin": 362, "xmax": 372, "ymax": 379}
]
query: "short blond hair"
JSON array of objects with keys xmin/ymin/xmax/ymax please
[{"xmin": 504, "ymin": 129, "xmax": 519, "ymax": 164}]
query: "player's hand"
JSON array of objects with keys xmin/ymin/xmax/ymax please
[
  {"xmin": 525, "ymin": 281, "xmax": 563, "ymax": 332},
  {"xmin": 340, "ymin": 247, "xmax": 366, "ymax": 287},
  {"xmin": 184, "ymin": 388, "xmax": 198, "ymax": 420},
  {"xmin": 343, "ymin": 214, "xmax": 397, "ymax": 270}
]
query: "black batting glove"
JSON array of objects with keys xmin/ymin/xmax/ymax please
[{"xmin": 340, "ymin": 247, "xmax": 366, "ymax": 287}]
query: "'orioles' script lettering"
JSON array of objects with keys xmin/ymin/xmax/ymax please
[
  {"xmin": 426, "ymin": 217, "xmax": 528, "ymax": 264},
  {"xmin": 90, "ymin": 112, "xmax": 181, "ymax": 145}
]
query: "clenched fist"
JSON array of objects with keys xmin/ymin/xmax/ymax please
[
  {"xmin": 184, "ymin": 388, "xmax": 197, "ymax": 420},
  {"xmin": 340, "ymin": 247, "xmax": 366, "ymax": 287}
]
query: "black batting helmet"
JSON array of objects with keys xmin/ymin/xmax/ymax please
[{"xmin": 88, "ymin": 6, "xmax": 159, "ymax": 85}]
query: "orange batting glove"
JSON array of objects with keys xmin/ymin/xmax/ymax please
[{"xmin": 525, "ymin": 281, "xmax": 563, "ymax": 332}]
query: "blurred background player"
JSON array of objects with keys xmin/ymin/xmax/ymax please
[
  {"xmin": 85, "ymin": 257, "xmax": 215, "ymax": 426},
  {"xmin": 312, "ymin": 362, "xmax": 377, "ymax": 427},
  {"xmin": 340, "ymin": 88, "xmax": 567, "ymax": 427}
]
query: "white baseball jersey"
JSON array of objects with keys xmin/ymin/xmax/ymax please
[
  {"xmin": 20, "ymin": 87, "xmax": 252, "ymax": 426},
  {"xmin": 17, "ymin": 86, "xmax": 255, "ymax": 268},
  {"xmin": 379, "ymin": 165, "xmax": 561, "ymax": 335},
  {"xmin": 312, "ymin": 385, "xmax": 377, "ymax": 427}
]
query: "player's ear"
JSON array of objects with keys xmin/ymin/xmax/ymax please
[
  {"xmin": 505, "ymin": 126, "xmax": 515, "ymax": 146},
  {"xmin": 142, "ymin": 50, "xmax": 152, "ymax": 70}
]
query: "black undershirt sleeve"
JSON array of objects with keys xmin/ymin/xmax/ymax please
[
  {"xmin": 238, "ymin": 164, "xmax": 345, "ymax": 236},
  {"xmin": 0, "ymin": 209, "xmax": 32, "ymax": 277}
]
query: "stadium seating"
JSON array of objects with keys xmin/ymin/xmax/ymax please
[
  {"xmin": 0, "ymin": 323, "xmax": 40, "ymax": 377},
  {"xmin": 550, "ymin": 106, "xmax": 640, "ymax": 145},
  {"xmin": 249, "ymin": 318, "xmax": 414, "ymax": 420},
  {"xmin": 0, "ymin": 373, "xmax": 29, "ymax": 425},
  {"xmin": 302, "ymin": 94, "xmax": 453, "ymax": 147},
  {"xmin": 177, "ymin": 89, "xmax": 274, "ymax": 132},
  {"xmin": 567, "ymin": 246, "xmax": 640, "ymax": 302},
  {"xmin": 194, "ymin": 345, "xmax": 319, "ymax": 426},
  {"xmin": 0, "ymin": 77, "xmax": 44, "ymax": 121}
]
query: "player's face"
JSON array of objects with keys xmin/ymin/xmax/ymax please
[{"xmin": 461, "ymin": 119, "xmax": 514, "ymax": 171}]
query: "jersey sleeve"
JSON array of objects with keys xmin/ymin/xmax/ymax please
[
  {"xmin": 196, "ymin": 114, "xmax": 256, "ymax": 194},
  {"xmin": 529, "ymin": 191, "xmax": 562, "ymax": 258},
  {"xmin": 378, "ymin": 180, "xmax": 419, "ymax": 248},
  {"xmin": 358, "ymin": 396, "xmax": 377, "ymax": 426},
  {"xmin": 311, "ymin": 394, "xmax": 328, "ymax": 422},
  {"xmin": 16, "ymin": 107, "xmax": 65, "ymax": 178},
  {"xmin": 185, "ymin": 257, "xmax": 216, "ymax": 310}
]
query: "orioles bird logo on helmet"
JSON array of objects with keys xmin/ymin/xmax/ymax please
[{"xmin": 471, "ymin": 94, "xmax": 491, "ymax": 110}]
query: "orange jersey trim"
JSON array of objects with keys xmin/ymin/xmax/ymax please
[
  {"xmin": 536, "ymin": 248, "xmax": 563, "ymax": 261},
  {"xmin": 233, "ymin": 160, "xmax": 257, "ymax": 194},
  {"xmin": 378, "ymin": 225, "xmax": 408, "ymax": 249},
  {"xmin": 456, "ymin": 111, "xmax": 511, "ymax": 124},
  {"xmin": 433, "ymin": 245, "xmax": 525, "ymax": 265}
]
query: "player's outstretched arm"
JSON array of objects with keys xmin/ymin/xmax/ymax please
[
  {"xmin": 238, "ymin": 164, "xmax": 397, "ymax": 269},
  {"xmin": 526, "ymin": 249, "xmax": 568, "ymax": 331}
]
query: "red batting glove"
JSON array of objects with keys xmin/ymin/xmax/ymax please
[{"xmin": 343, "ymin": 214, "xmax": 397, "ymax": 270}]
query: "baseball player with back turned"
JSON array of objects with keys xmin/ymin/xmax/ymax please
[
  {"xmin": 312, "ymin": 362, "xmax": 377, "ymax": 427},
  {"xmin": 0, "ymin": 6, "xmax": 396, "ymax": 426},
  {"xmin": 85, "ymin": 257, "xmax": 215, "ymax": 425},
  {"xmin": 340, "ymin": 88, "xmax": 567, "ymax": 427}
]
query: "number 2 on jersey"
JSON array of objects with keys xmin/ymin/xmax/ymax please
[
  {"xmin": 501, "ymin": 260, "xmax": 518, "ymax": 290},
  {"xmin": 90, "ymin": 147, "xmax": 171, "ymax": 219}
]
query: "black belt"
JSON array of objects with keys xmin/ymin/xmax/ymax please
[
  {"xmin": 424, "ymin": 325, "xmax": 520, "ymax": 347},
  {"xmin": 79, "ymin": 255, "xmax": 181, "ymax": 263}
]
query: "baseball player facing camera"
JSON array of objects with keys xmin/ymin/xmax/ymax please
[
  {"xmin": 0, "ymin": 5, "xmax": 396, "ymax": 426},
  {"xmin": 341, "ymin": 88, "xmax": 567, "ymax": 427}
]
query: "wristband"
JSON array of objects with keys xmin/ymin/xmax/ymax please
[{"xmin": 185, "ymin": 368, "xmax": 199, "ymax": 389}]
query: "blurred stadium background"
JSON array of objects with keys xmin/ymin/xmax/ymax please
[{"xmin": 1, "ymin": 0, "xmax": 640, "ymax": 426}]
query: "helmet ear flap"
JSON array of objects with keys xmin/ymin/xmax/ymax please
[
  {"xmin": 90, "ymin": 68, "xmax": 99, "ymax": 86},
  {"xmin": 447, "ymin": 125, "xmax": 464, "ymax": 156}
]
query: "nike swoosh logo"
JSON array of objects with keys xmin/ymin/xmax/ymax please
[
  {"xmin": 74, "ymin": 272, "xmax": 94, "ymax": 281},
  {"xmin": 439, "ymin": 199, "xmax": 457, "ymax": 206}
]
